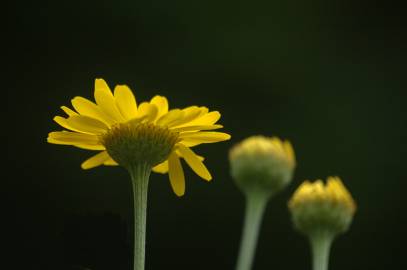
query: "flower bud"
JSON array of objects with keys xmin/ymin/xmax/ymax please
[
  {"xmin": 229, "ymin": 135, "xmax": 296, "ymax": 196},
  {"xmin": 288, "ymin": 176, "xmax": 356, "ymax": 236}
]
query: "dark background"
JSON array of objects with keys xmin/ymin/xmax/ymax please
[{"xmin": 7, "ymin": 1, "xmax": 406, "ymax": 269}]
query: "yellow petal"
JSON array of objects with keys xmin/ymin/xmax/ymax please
[
  {"xmin": 180, "ymin": 131, "xmax": 231, "ymax": 147},
  {"xmin": 53, "ymin": 116, "xmax": 82, "ymax": 133},
  {"xmin": 114, "ymin": 85, "xmax": 138, "ymax": 120},
  {"xmin": 196, "ymin": 111, "xmax": 221, "ymax": 124},
  {"xmin": 71, "ymin": 96, "xmax": 113, "ymax": 125},
  {"xmin": 152, "ymin": 155, "xmax": 204, "ymax": 174},
  {"xmin": 168, "ymin": 152, "xmax": 185, "ymax": 196},
  {"xmin": 152, "ymin": 160, "xmax": 169, "ymax": 174},
  {"xmin": 171, "ymin": 124, "xmax": 223, "ymax": 132},
  {"xmin": 283, "ymin": 140, "xmax": 296, "ymax": 165},
  {"xmin": 179, "ymin": 132, "xmax": 231, "ymax": 142},
  {"xmin": 150, "ymin": 95, "xmax": 168, "ymax": 120},
  {"xmin": 177, "ymin": 144, "xmax": 212, "ymax": 181},
  {"xmin": 156, "ymin": 109, "xmax": 183, "ymax": 126},
  {"xmin": 94, "ymin": 79, "xmax": 125, "ymax": 122},
  {"xmin": 180, "ymin": 141, "xmax": 200, "ymax": 147},
  {"xmin": 81, "ymin": 151, "xmax": 110, "ymax": 169},
  {"xmin": 137, "ymin": 102, "xmax": 159, "ymax": 122},
  {"xmin": 178, "ymin": 111, "xmax": 221, "ymax": 127},
  {"xmin": 54, "ymin": 115, "xmax": 108, "ymax": 135},
  {"xmin": 198, "ymin": 106, "xmax": 209, "ymax": 116},
  {"xmin": 313, "ymin": 180, "xmax": 326, "ymax": 200},
  {"xmin": 66, "ymin": 115, "xmax": 109, "ymax": 134},
  {"xmin": 167, "ymin": 106, "xmax": 202, "ymax": 127},
  {"xmin": 61, "ymin": 106, "xmax": 78, "ymax": 116},
  {"xmin": 104, "ymin": 158, "xmax": 119, "ymax": 166},
  {"xmin": 75, "ymin": 144, "xmax": 106, "ymax": 150},
  {"xmin": 175, "ymin": 150, "xmax": 205, "ymax": 162},
  {"xmin": 48, "ymin": 131, "xmax": 100, "ymax": 145}
]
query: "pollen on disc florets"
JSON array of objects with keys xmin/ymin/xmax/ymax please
[{"xmin": 102, "ymin": 121, "xmax": 179, "ymax": 168}]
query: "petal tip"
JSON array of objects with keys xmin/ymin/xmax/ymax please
[
  {"xmin": 175, "ymin": 190, "xmax": 185, "ymax": 197},
  {"xmin": 53, "ymin": 115, "xmax": 63, "ymax": 121},
  {"xmin": 81, "ymin": 161, "xmax": 94, "ymax": 170}
]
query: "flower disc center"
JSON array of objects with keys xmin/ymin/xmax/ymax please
[{"xmin": 102, "ymin": 122, "xmax": 179, "ymax": 168}]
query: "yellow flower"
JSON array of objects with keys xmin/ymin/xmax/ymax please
[
  {"xmin": 47, "ymin": 78, "xmax": 230, "ymax": 196},
  {"xmin": 288, "ymin": 176, "xmax": 356, "ymax": 235},
  {"xmin": 229, "ymin": 136, "xmax": 295, "ymax": 196}
]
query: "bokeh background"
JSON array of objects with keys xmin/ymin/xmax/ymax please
[{"xmin": 7, "ymin": 1, "xmax": 406, "ymax": 269}]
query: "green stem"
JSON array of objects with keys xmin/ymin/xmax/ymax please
[
  {"xmin": 128, "ymin": 163, "xmax": 151, "ymax": 270},
  {"xmin": 309, "ymin": 231, "xmax": 334, "ymax": 270},
  {"xmin": 236, "ymin": 192, "xmax": 269, "ymax": 270}
]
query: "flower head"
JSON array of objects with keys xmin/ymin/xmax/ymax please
[
  {"xmin": 288, "ymin": 176, "xmax": 356, "ymax": 235},
  {"xmin": 47, "ymin": 78, "xmax": 230, "ymax": 196},
  {"xmin": 229, "ymin": 135, "xmax": 295, "ymax": 196}
]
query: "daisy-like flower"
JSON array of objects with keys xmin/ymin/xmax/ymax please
[
  {"xmin": 48, "ymin": 78, "xmax": 230, "ymax": 196},
  {"xmin": 47, "ymin": 78, "xmax": 230, "ymax": 270}
]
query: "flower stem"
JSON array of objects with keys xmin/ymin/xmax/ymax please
[
  {"xmin": 309, "ymin": 230, "xmax": 334, "ymax": 270},
  {"xmin": 236, "ymin": 192, "xmax": 269, "ymax": 270},
  {"xmin": 128, "ymin": 163, "xmax": 151, "ymax": 270}
]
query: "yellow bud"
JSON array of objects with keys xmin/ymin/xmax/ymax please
[
  {"xmin": 229, "ymin": 135, "xmax": 296, "ymax": 196},
  {"xmin": 288, "ymin": 177, "xmax": 356, "ymax": 235}
]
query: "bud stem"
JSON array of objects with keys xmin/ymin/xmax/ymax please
[
  {"xmin": 128, "ymin": 163, "xmax": 152, "ymax": 270},
  {"xmin": 309, "ymin": 230, "xmax": 334, "ymax": 270},
  {"xmin": 236, "ymin": 192, "xmax": 269, "ymax": 270}
]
